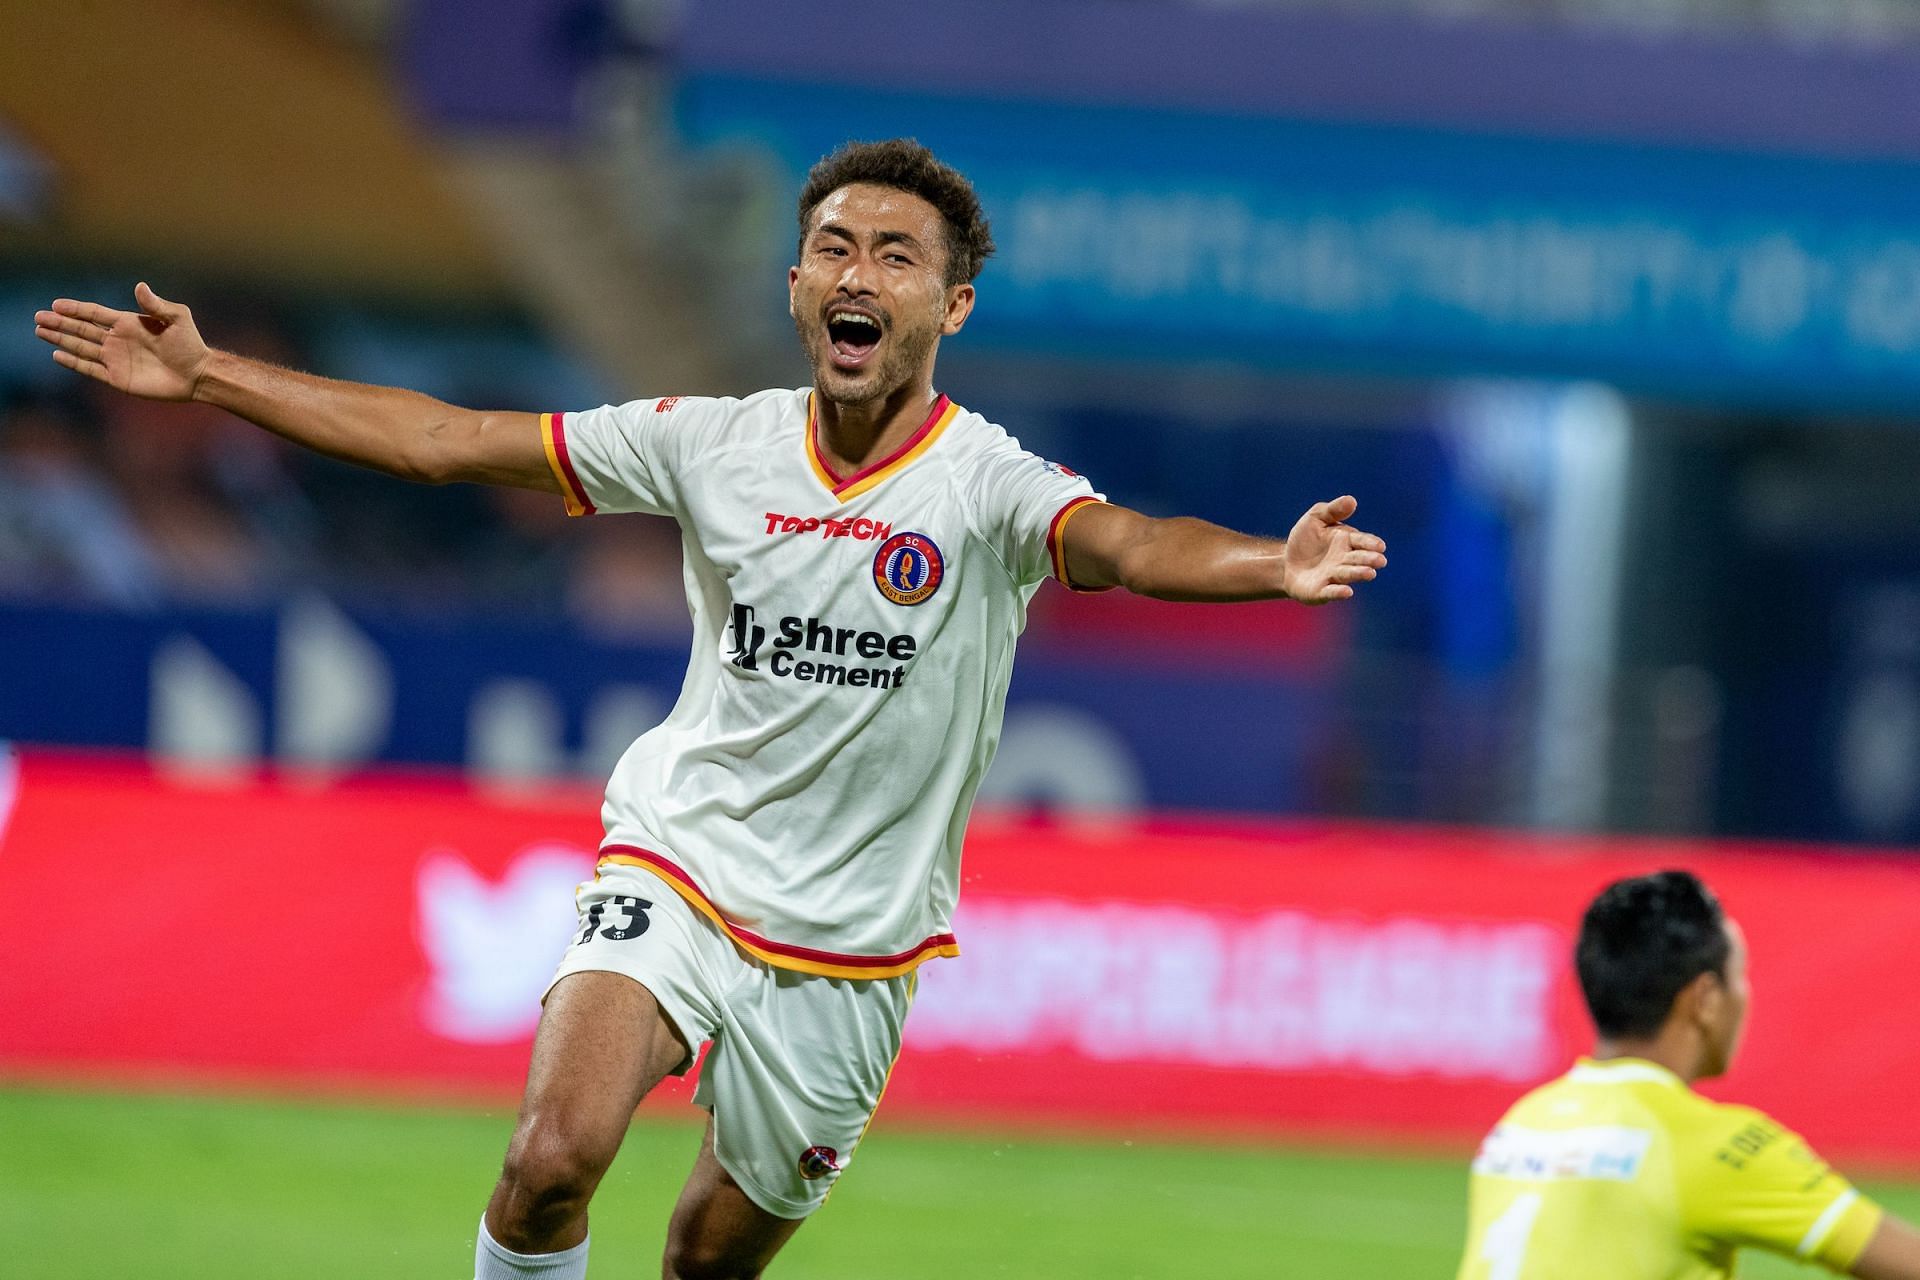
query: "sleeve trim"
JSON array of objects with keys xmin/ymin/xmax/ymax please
[
  {"xmin": 1047, "ymin": 495, "xmax": 1113, "ymax": 593},
  {"xmin": 1797, "ymin": 1189, "xmax": 1859, "ymax": 1259},
  {"xmin": 541, "ymin": 412, "xmax": 597, "ymax": 517}
]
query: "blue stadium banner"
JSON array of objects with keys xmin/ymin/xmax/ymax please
[
  {"xmin": 675, "ymin": 75, "xmax": 1920, "ymax": 407},
  {"xmin": 0, "ymin": 600, "xmax": 1323, "ymax": 817}
]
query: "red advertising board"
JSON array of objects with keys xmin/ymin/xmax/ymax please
[{"xmin": 2, "ymin": 750, "xmax": 1917, "ymax": 1166}]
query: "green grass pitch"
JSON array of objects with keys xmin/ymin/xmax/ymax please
[{"xmin": 3, "ymin": 1084, "xmax": 1917, "ymax": 1278}]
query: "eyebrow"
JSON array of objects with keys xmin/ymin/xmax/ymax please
[{"xmin": 815, "ymin": 222, "xmax": 928, "ymax": 255}]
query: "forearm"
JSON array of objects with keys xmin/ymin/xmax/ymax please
[
  {"xmin": 192, "ymin": 350, "xmax": 511, "ymax": 485},
  {"xmin": 1062, "ymin": 495, "xmax": 1380, "ymax": 605},
  {"xmin": 1110, "ymin": 516, "xmax": 1289, "ymax": 602},
  {"xmin": 1853, "ymin": 1213, "xmax": 1920, "ymax": 1280}
]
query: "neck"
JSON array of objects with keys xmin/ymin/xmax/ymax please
[
  {"xmin": 1591, "ymin": 1036, "xmax": 1703, "ymax": 1084},
  {"xmin": 814, "ymin": 379, "xmax": 939, "ymax": 475}
]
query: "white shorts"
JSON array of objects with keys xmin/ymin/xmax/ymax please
[{"xmin": 546, "ymin": 861, "xmax": 915, "ymax": 1218}]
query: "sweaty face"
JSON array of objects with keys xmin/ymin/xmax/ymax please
[
  {"xmin": 1699, "ymin": 920, "xmax": 1752, "ymax": 1079},
  {"xmin": 789, "ymin": 184, "xmax": 969, "ymax": 407}
]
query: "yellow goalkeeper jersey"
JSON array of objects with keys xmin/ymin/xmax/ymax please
[{"xmin": 1457, "ymin": 1058, "xmax": 1882, "ymax": 1280}]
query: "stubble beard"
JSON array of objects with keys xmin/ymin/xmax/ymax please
[{"xmin": 797, "ymin": 311, "xmax": 941, "ymax": 409}]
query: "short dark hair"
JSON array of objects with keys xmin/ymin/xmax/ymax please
[
  {"xmin": 796, "ymin": 138, "xmax": 995, "ymax": 288},
  {"xmin": 1576, "ymin": 870, "xmax": 1731, "ymax": 1039}
]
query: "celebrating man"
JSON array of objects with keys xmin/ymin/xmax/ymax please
[{"xmin": 36, "ymin": 138, "xmax": 1386, "ymax": 1279}]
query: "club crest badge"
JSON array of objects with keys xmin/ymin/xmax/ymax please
[
  {"xmin": 798, "ymin": 1145, "xmax": 841, "ymax": 1180},
  {"xmin": 872, "ymin": 531, "xmax": 944, "ymax": 606}
]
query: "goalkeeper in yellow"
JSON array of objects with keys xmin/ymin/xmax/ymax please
[{"xmin": 1457, "ymin": 870, "xmax": 1920, "ymax": 1279}]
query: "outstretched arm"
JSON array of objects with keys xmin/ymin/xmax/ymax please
[
  {"xmin": 34, "ymin": 284, "xmax": 558, "ymax": 491},
  {"xmin": 1061, "ymin": 494, "xmax": 1386, "ymax": 604}
]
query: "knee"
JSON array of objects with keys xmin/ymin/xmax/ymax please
[
  {"xmin": 495, "ymin": 1118, "xmax": 613, "ymax": 1228},
  {"xmin": 663, "ymin": 1236, "xmax": 761, "ymax": 1280}
]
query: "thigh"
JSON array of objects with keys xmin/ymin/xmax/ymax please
[
  {"xmin": 549, "ymin": 862, "xmax": 729, "ymax": 1077},
  {"xmin": 663, "ymin": 1116, "xmax": 806, "ymax": 1279},
  {"xmin": 487, "ymin": 971, "xmax": 695, "ymax": 1250},
  {"xmin": 519, "ymin": 969, "xmax": 691, "ymax": 1139},
  {"xmin": 694, "ymin": 968, "xmax": 915, "ymax": 1219}
]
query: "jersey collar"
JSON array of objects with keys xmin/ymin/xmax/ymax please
[
  {"xmin": 1568, "ymin": 1057, "xmax": 1686, "ymax": 1089},
  {"xmin": 805, "ymin": 391, "xmax": 959, "ymax": 502}
]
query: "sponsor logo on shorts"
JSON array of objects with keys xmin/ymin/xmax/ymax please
[
  {"xmin": 873, "ymin": 532, "xmax": 944, "ymax": 606},
  {"xmin": 764, "ymin": 512, "xmax": 894, "ymax": 542},
  {"xmin": 798, "ymin": 1145, "xmax": 841, "ymax": 1180}
]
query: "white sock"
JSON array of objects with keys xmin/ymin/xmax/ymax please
[{"xmin": 475, "ymin": 1216, "xmax": 590, "ymax": 1280}]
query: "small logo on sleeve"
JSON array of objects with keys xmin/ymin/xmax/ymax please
[
  {"xmin": 873, "ymin": 532, "xmax": 944, "ymax": 606},
  {"xmin": 798, "ymin": 1145, "xmax": 841, "ymax": 1180},
  {"xmin": 655, "ymin": 396, "xmax": 683, "ymax": 414},
  {"xmin": 1042, "ymin": 459, "xmax": 1079, "ymax": 478}
]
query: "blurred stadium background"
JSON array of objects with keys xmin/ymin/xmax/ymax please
[{"xmin": 4, "ymin": 1, "xmax": 1920, "ymax": 1275}]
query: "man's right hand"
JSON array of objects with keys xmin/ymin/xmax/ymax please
[
  {"xmin": 33, "ymin": 282, "xmax": 561, "ymax": 494},
  {"xmin": 34, "ymin": 282, "xmax": 211, "ymax": 402}
]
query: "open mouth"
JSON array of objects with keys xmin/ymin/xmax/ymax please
[{"xmin": 826, "ymin": 309, "xmax": 883, "ymax": 369}]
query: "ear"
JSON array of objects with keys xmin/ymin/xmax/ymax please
[
  {"xmin": 941, "ymin": 282, "xmax": 976, "ymax": 336},
  {"xmin": 1678, "ymin": 969, "xmax": 1725, "ymax": 1031},
  {"xmin": 788, "ymin": 265, "xmax": 800, "ymax": 317}
]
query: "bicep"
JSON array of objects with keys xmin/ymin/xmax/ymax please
[
  {"xmin": 1852, "ymin": 1214, "xmax": 1920, "ymax": 1280},
  {"xmin": 430, "ymin": 410, "xmax": 562, "ymax": 493},
  {"xmin": 1058, "ymin": 501, "xmax": 1153, "ymax": 591}
]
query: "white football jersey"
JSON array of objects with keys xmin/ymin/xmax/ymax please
[{"xmin": 541, "ymin": 389, "xmax": 1103, "ymax": 977}]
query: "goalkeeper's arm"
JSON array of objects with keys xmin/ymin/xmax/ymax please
[{"xmin": 1855, "ymin": 1214, "xmax": 1920, "ymax": 1280}]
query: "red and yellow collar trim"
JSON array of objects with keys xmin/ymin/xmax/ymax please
[{"xmin": 806, "ymin": 392, "xmax": 959, "ymax": 501}]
